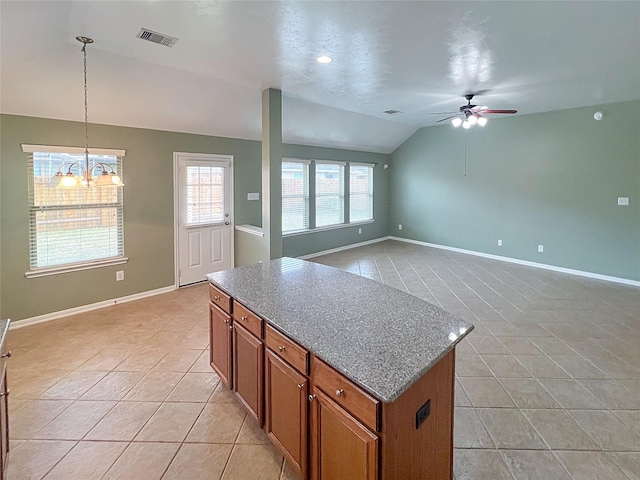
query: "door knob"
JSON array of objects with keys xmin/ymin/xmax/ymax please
[{"xmin": 224, "ymin": 221, "xmax": 230, "ymax": 225}]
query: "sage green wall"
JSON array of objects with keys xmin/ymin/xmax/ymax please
[
  {"xmin": 0, "ymin": 114, "xmax": 262, "ymax": 320},
  {"xmin": 281, "ymin": 144, "xmax": 390, "ymax": 258},
  {"xmin": 0, "ymin": 114, "xmax": 392, "ymax": 320},
  {"xmin": 390, "ymin": 101, "xmax": 640, "ymax": 281}
]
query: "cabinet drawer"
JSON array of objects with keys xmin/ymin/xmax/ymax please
[
  {"xmin": 209, "ymin": 284, "xmax": 231, "ymax": 314},
  {"xmin": 233, "ymin": 302, "xmax": 263, "ymax": 339},
  {"xmin": 312, "ymin": 357, "xmax": 380, "ymax": 432},
  {"xmin": 265, "ymin": 324, "xmax": 309, "ymax": 375}
]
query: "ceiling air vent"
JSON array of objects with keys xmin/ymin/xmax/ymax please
[
  {"xmin": 383, "ymin": 109, "xmax": 402, "ymax": 115},
  {"xmin": 137, "ymin": 28, "xmax": 178, "ymax": 47}
]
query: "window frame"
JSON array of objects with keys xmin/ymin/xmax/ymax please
[
  {"xmin": 349, "ymin": 163, "xmax": 374, "ymax": 223},
  {"xmin": 281, "ymin": 159, "xmax": 375, "ymax": 237},
  {"xmin": 22, "ymin": 144, "xmax": 128, "ymax": 278},
  {"xmin": 281, "ymin": 159, "xmax": 311, "ymax": 234},
  {"xmin": 315, "ymin": 160, "xmax": 345, "ymax": 228}
]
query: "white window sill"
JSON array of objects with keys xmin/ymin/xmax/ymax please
[
  {"xmin": 25, "ymin": 257, "xmax": 129, "ymax": 278},
  {"xmin": 283, "ymin": 219, "xmax": 374, "ymax": 237}
]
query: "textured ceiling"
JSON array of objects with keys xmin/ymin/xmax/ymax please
[{"xmin": 1, "ymin": 1, "xmax": 638, "ymax": 153}]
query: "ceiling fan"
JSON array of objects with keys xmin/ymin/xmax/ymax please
[{"xmin": 432, "ymin": 94, "xmax": 517, "ymax": 128}]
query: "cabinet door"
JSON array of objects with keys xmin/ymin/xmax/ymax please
[
  {"xmin": 0, "ymin": 369, "xmax": 8, "ymax": 480},
  {"xmin": 265, "ymin": 349, "xmax": 308, "ymax": 479},
  {"xmin": 232, "ymin": 322, "xmax": 264, "ymax": 425},
  {"xmin": 209, "ymin": 302, "xmax": 233, "ymax": 388},
  {"xmin": 310, "ymin": 387, "xmax": 378, "ymax": 480}
]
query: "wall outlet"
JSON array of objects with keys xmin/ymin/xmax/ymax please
[
  {"xmin": 618, "ymin": 197, "xmax": 629, "ymax": 206},
  {"xmin": 358, "ymin": 228, "xmax": 362, "ymax": 234},
  {"xmin": 497, "ymin": 239, "xmax": 503, "ymax": 246},
  {"xmin": 384, "ymin": 164, "xmax": 389, "ymax": 169},
  {"xmin": 398, "ymin": 224, "xmax": 403, "ymax": 230},
  {"xmin": 116, "ymin": 270, "xmax": 124, "ymax": 281},
  {"xmin": 247, "ymin": 192, "xmax": 260, "ymax": 201},
  {"xmin": 538, "ymin": 245, "xmax": 544, "ymax": 253}
]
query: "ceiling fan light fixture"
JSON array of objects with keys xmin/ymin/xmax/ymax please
[
  {"xmin": 316, "ymin": 55, "xmax": 332, "ymax": 64},
  {"xmin": 477, "ymin": 116, "xmax": 488, "ymax": 127},
  {"xmin": 451, "ymin": 117, "xmax": 463, "ymax": 128},
  {"xmin": 467, "ymin": 114, "xmax": 477, "ymax": 126},
  {"xmin": 462, "ymin": 121, "xmax": 471, "ymax": 129}
]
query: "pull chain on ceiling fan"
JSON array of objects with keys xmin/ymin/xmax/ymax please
[{"xmin": 432, "ymin": 94, "xmax": 517, "ymax": 128}]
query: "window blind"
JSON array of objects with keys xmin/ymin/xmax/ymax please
[
  {"xmin": 282, "ymin": 161, "xmax": 309, "ymax": 233},
  {"xmin": 349, "ymin": 164, "xmax": 374, "ymax": 222},
  {"xmin": 316, "ymin": 162, "xmax": 344, "ymax": 228},
  {"xmin": 27, "ymin": 150, "xmax": 124, "ymax": 270},
  {"xmin": 185, "ymin": 165, "xmax": 224, "ymax": 226}
]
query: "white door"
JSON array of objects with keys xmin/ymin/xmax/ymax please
[{"xmin": 175, "ymin": 153, "xmax": 233, "ymax": 286}]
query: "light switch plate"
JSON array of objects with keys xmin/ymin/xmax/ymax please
[
  {"xmin": 247, "ymin": 192, "xmax": 260, "ymax": 201},
  {"xmin": 618, "ymin": 197, "xmax": 629, "ymax": 206}
]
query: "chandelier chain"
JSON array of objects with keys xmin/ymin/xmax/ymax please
[{"xmin": 82, "ymin": 42, "xmax": 88, "ymax": 153}]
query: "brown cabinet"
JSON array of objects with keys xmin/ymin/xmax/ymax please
[
  {"xmin": 0, "ymin": 342, "xmax": 10, "ymax": 480},
  {"xmin": 209, "ymin": 302, "xmax": 233, "ymax": 388},
  {"xmin": 208, "ymin": 282, "xmax": 457, "ymax": 480},
  {"xmin": 232, "ymin": 322, "xmax": 264, "ymax": 425},
  {"xmin": 310, "ymin": 387, "xmax": 378, "ymax": 480},
  {"xmin": 265, "ymin": 344, "xmax": 308, "ymax": 479}
]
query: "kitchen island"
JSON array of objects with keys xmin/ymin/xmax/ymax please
[{"xmin": 207, "ymin": 258, "xmax": 473, "ymax": 480}]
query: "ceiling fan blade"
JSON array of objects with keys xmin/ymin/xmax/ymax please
[
  {"xmin": 482, "ymin": 109, "xmax": 517, "ymax": 114},
  {"xmin": 430, "ymin": 112, "xmax": 458, "ymax": 115},
  {"xmin": 436, "ymin": 114, "xmax": 462, "ymax": 123}
]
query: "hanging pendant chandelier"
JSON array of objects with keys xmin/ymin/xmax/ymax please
[{"xmin": 50, "ymin": 36, "xmax": 123, "ymax": 189}]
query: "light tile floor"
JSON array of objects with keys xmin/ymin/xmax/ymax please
[{"xmin": 7, "ymin": 240, "xmax": 640, "ymax": 479}]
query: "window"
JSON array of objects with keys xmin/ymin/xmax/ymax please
[
  {"xmin": 349, "ymin": 164, "xmax": 374, "ymax": 222},
  {"xmin": 281, "ymin": 159, "xmax": 374, "ymax": 234},
  {"xmin": 316, "ymin": 162, "xmax": 344, "ymax": 228},
  {"xmin": 24, "ymin": 145, "xmax": 126, "ymax": 275},
  {"xmin": 185, "ymin": 165, "xmax": 224, "ymax": 225},
  {"xmin": 282, "ymin": 161, "xmax": 309, "ymax": 233}
]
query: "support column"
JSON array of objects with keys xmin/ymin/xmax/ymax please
[{"xmin": 261, "ymin": 88, "xmax": 283, "ymax": 259}]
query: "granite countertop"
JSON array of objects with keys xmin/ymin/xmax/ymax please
[
  {"xmin": 207, "ymin": 258, "xmax": 474, "ymax": 403},
  {"xmin": 0, "ymin": 319, "xmax": 9, "ymax": 352}
]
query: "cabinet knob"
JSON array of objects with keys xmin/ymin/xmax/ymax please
[
  {"xmin": 214, "ymin": 295, "xmax": 220, "ymax": 301},
  {"xmin": 297, "ymin": 383, "xmax": 304, "ymax": 390},
  {"xmin": 1, "ymin": 350, "xmax": 11, "ymax": 358},
  {"xmin": 223, "ymin": 319, "xmax": 228, "ymax": 324},
  {"xmin": 0, "ymin": 389, "xmax": 8, "ymax": 397},
  {"xmin": 241, "ymin": 315, "xmax": 248, "ymax": 321},
  {"xmin": 278, "ymin": 346, "xmax": 286, "ymax": 352},
  {"xmin": 229, "ymin": 325, "xmax": 233, "ymax": 330},
  {"xmin": 336, "ymin": 389, "xmax": 344, "ymax": 397},
  {"xmin": 308, "ymin": 394, "xmax": 316, "ymax": 402}
]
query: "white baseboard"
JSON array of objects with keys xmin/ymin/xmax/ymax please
[
  {"xmin": 10, "ymin": 285, "xmax": 177, "ymax": 330},
  {"xmin": 389, "ymin": 236, "xmax": 640, "ymax": 287},
  {"xmin": 298, "ymin": 237, "xmax": 392, "ymax": 260}
]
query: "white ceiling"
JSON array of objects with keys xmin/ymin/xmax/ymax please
[{"xmin": 1, "ymin": 1, "xmax": 638, "ymax": 154}]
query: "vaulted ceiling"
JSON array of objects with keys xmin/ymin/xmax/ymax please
[{"xmin": 1, "ymin": 1, "xmax": 638, "ymax": 153}]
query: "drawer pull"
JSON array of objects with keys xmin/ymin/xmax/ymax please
[
  {"xmin": 297, "ymin": 383, "xmax": 304, "ymax": 389},
  {"xmin": 336, "ymin": 389, "xmax": 344, "ymax": 397},
  {"xmin": 308, "ymin": 394, "xmax": 316, "ymax": 402},
  {"xmin": 278, "ymin": 346, "xmax": 286, "ymax": 352},
  {"xmin": 241, "ymin": 315, "xmax": 248, "ymax": 321},
  {"xmin": 223, "ymin": 319, "xmax": 228, "ymax": 324},
  {"xmin": 214, "ymin": 295, "xmax": 220, "ymax": 301},
  {"xmin": 1, "ymin": 351, "xmax": 11, "ymax": 358}
]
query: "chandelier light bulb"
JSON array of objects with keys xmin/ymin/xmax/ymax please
[
  {"xmin": 468, "ymin": 115, "xmax": 477, "ymax": 126},
  {"xmin": 451, "ymin": 117, "xmax": 463, "ymax": 128},
  {"xmin": 477, "ymin": 116, "xmax": 488, "ymax": 126},
  {"xmin": 462, "ymin": 121, "xmax": 471, "ymax": 129}
]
